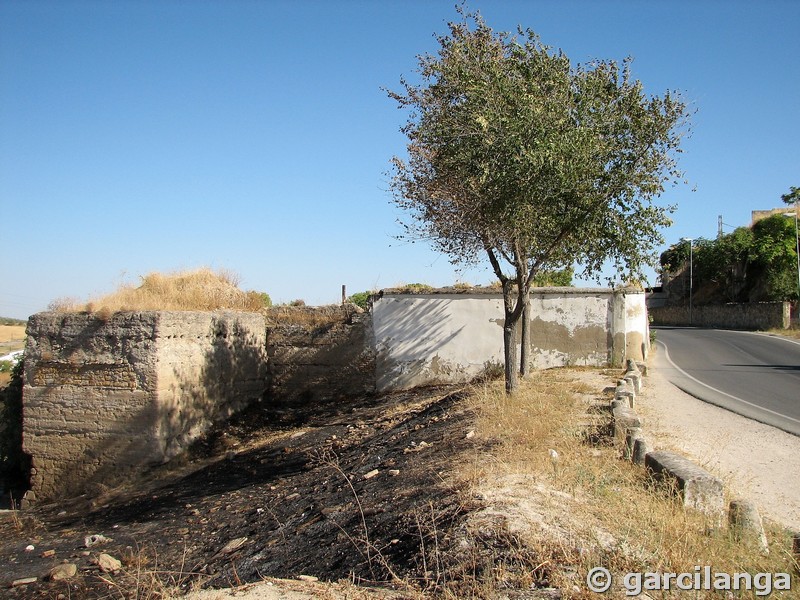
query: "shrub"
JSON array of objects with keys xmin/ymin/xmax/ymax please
[
  {"xmin": 395, "ymin": 282, "xmax": 434, "ymax": 293},
  {"xmin": 347, "ymin": 291, "xmax": 372, "ymax": 310}
]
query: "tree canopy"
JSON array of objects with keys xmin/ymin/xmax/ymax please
[
  {"xmin": 661, "ymin": 213, "xmax": 799, "ymax": 303},
  {"xmin": 388, "ymin": 10, "xmax": 690, "ymax": 391}
]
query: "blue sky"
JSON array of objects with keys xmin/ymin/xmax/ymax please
[{"xmin": 1, "ymin": 0, "xmax": 798, "ymax": 319}]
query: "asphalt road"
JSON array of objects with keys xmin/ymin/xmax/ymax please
[{"xmin": 653, "ymin": 327, "xmax": 800, "ymax": 437}]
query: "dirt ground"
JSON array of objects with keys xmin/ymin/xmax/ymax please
[
  {"xmin": 3, "ymin": 352, "xmax": 797, "ymax": 599},
  {"xmin": 0, "ymin": 386, "xmax": 494, "ymax": 598}
]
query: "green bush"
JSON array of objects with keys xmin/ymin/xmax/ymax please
[{"xmin": 347, "ymin": 291, "xmax": 372, "ymax": 310}]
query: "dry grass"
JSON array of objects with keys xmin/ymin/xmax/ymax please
[
  {"xmin": 48, "ymin": 268, "xmax": 268, "ymax": 314},
  {"xmin": 0, "ymin": 325, "xmax": 26, "ymax": 344},
  {"xmin": 769, "ymin": 326, "xmax": 800, "ymax": 340},
  {"xmin": 456, "ymin": 370, "xmax": 798, "ymax": 599}
]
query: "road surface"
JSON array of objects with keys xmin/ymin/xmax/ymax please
[{"xmin": 653, "ymin": 327, "xmax": 800, "ymax": 436}]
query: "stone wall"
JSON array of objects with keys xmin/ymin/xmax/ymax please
[
  {"xmin": 649, "ymin": 302, "xmax": 790, "ymax": 330},
  {"xmin": 373, "ymin": 287, "xmax": 648, "ymax": 391},
  {"xmin": 21, "ymin": 291, "xmax": 648, "ymax": 500},
  {"xmin": 266, "ymin": 305, "xmax": 376, "ymax": 403},
  {"xmin": 23, "ymin": 311, "xmax": 267, "ymax": 500}
]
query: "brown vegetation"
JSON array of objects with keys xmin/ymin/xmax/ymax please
[
  {"xmin": 47, "ymin": 269, "xmax": 269, "ymax": 313},
  {"xmin": 0, "ymin": 326, "xmax": 26, "ymax": 344},
  {"xmin": 2, "ymin": 368, "xmax": 795, "ymax": 598},
  {"xmin": 464, "ymin": 371, "xmax": 796, "ymax": 598}
]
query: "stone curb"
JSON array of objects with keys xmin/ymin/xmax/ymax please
[{"xmin": 609, "ymin": 362, "xmax": 770, "ymax": 551}]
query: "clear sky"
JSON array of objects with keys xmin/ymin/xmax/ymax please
[{"xmin": 1, "ymin": 0, "xmax": 798, "ymax": 320}]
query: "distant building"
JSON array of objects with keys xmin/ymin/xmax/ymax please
[{"xmin": 752, "ymin": 206, "xmax": 798, "ymax": 226}]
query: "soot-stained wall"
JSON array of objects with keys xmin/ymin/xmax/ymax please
[{"xmin": 22, "ymin": 311, "xmax": 267, "ymax": 500}]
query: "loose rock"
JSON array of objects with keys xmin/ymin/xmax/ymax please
[
  {"xmin": 84, "ymin": 534, "xmax": 112, "ymax": 547},
  {"xmin": 49, "ymin": 563, "xmax": 78, "ymax": 581},
  {"xmin": 96, "ymin": 553, "xmax": 122, "ymax": 573}
]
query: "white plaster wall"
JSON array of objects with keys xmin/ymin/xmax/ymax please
[
  {"xmin": 527, "ymin": 291, "xmax": 612, "ymax": 369},
  {"xmin": 373, "ymin": 289, "xmax": 647, "ymax": 390},
  {"xmin": 623, "ymin": 291, "xmax": 649, "ymax": 361},
  {"xmin": 373, "ymin": 295, "xmax": 506, "ymax": 391}
]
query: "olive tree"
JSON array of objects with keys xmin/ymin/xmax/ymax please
[{"xmin": 388, "ymin": 10, "xmax": 689, "ymax": 392}]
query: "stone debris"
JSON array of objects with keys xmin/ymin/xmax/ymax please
[
  {"xmin": 10, "ymin": 577, "xmax": 37, "ymax": 587},
  {"xmin": 363, "ymin": 469, "xmax": 380, "ymax": 480},
  {"xmin": 24, "ymin": 544, "xmax": 35, "ymax": 552},
  {"xmin": 48, "ymin": 563, "xmax": 78, "ymax": 581},
  {"xmin": 96, "ymin": 553, "xmax": 122, "ymax": 573},
  {"xmin": 217, "ymin": 537, "xmax": 248, "ymax": 556},
  {"xmin": 404, "ymin": 441, "xmax": 431, "ymax": 453},
  {"xmin": 297, "ymin": 574, "xmax": 319, "ymax": 582},
  {"xmin": 40, "ymin": 549, "xmax": 56, "ymax": 558},
  {"xmin": 84, "ymin": 534, "xmax": 113, "ymax": 547}
]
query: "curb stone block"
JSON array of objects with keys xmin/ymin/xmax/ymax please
[
  {"xmin": 613, "ymin": 405, "xmax": 641, "ymax": 439},
  {"xmin": 645, "ymin": 450, "xmax": 725, "ymax": 518}
]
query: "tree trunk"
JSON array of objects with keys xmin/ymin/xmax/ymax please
[
  {"xmin": 503, "ymin": 313, "xmax": 518, "ymax": 393},
  {"xmin": 520, "ymin": 293, "xmax": 531, "ymax": 378},
  {"xmin": 501, "ymin": 280, "xmax": 525, "ymax": 394}
]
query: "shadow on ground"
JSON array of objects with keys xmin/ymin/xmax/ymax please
[{"xmin": 1, "ymin": 386, "xmax": 486, "ymax": 597}]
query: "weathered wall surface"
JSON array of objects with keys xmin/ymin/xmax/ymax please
[
  {"xmin": 22, "ymin": 292, "xmax": 649, "ymax": 499},
  {"xmin": 649, "ymin": 302, "xmax": 790, "ymax": 330},
  {"xmin": 373, "ymin": 288, "xmax": 648, "ymax": 391},
  {"xmin": 23, "ymin": 311, "xmax": 267, "ymax": 500},
  {"xmin": 266, "ymin": 305, "xmax": 376, "ymax": 403}
]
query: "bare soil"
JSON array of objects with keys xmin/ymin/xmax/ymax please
[
  {"xmin": 4, "ymin": 355, "xmax": 796, "ymax": 599},
  {"xmin": 0, "ymin": 386, "xmax": 512, "ymax": 598}
]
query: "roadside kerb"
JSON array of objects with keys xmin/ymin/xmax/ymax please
[{"xmin": 611, "ymin": 360, "xmax": 769, "ymax": 545}]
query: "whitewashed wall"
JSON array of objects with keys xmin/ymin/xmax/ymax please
[{"xmin": 373, "ymin": 288, "xmax": 647, "ymax": 391}]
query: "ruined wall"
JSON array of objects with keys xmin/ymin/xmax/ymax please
[
  {"xmin": 22, "ymin": 293, "xmax": 650, "ymax": 499},
  {"xmin": 266, "ymin": 305, "xmax": 376, "ymax": 403},
  {"xmin": 23, "ymin": 311, "xmax": 267, "ymax": 500},
  {"xmin": 649, "ymin": 302, "xmax": 790, "ymax": 330},
  {"xmin": 373, "ymin": 288, "xmax": 647, "ymax": 391}
]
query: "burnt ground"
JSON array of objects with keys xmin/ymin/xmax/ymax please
[{"xmin": 1, "ymin": 386, "xmax": 546, "ymax": 599}]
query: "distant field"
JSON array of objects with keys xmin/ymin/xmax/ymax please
[
  {"xmin": 0, "ymin": 325, "xmax": 26, "ymax": 344},
  {"xmin": 0, "ymin": 326, "xmax": 25, "ymax": 386}
]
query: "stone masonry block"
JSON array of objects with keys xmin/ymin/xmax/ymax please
[
  {"xmin": 613, "ymin": 405, "xmax": 641, "ymax": 439},
  {"xmin": 645, "ymin": 450, "xmax": 725, "ymax": 518}
]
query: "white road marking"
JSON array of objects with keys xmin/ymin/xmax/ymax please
[{"xmin": 655, "ymin": 339, "xmax": 800, "ymax": 426}]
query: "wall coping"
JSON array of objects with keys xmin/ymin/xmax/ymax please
[{"xmin": 378, "ymin": 286, "xmax": 644, "ymax": 298}]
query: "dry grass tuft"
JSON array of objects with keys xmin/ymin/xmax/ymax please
[
  {"xmin": 48, "ymin": 268, "xmax": 269, "ymax": 314},
  {"xmin": 455, "ymin": 370, "xmax": 798, "ymax": 598}
]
